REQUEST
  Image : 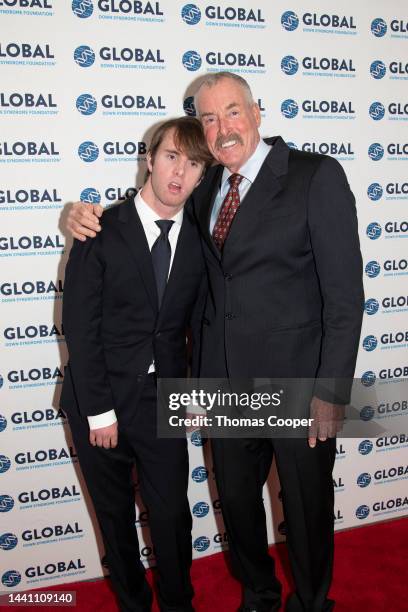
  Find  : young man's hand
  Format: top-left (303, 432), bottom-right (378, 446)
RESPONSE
top-left (67, 202), bottom-right (104, 241)
top-left (89, 422), bottom-right (118, 449)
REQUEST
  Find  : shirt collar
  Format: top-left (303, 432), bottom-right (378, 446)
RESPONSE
top-left (135, 189), bottom-right (184, 227)
top-left (220, 138), bottom-right (272, 192)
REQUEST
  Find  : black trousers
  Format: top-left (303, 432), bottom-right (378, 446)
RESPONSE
top-left (65, 374), bottom-right (194, 612)
top-left (211, 437), bottom-right (336, 612)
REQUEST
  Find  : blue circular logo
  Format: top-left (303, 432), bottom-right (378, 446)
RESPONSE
top-left (78, 141), bottom-right (99, 163)
top-left (281, 11), bottom-right (299, 31)
top-left (0, 495), bottom-right (14, 513)
top-left (192, 501), bottom-right (210, 518)
top-left (371, 18), bottom-right (387, 37)
top-left (370, 60), bottom-right (386, 80)
top-left (281, 99), bottom-right (298, 119)
top-left (356, 504), bottom-right (370, 520)
top-left (367, 183), bottom-right (383, 201)
top-left (281, 55), bottom-right (299, 75)
top-left (190, 430), bottom-right (207, 446)
top-left (357, 472), bottom-right (372, 488)
top-left (72, 0), bottom-right (93, 18)
top-left (0, 374), bottom-right (3, 389)
top-left (366, 222), bottom-right (382, 240)
top-left (183, 96), bottom-right (196, 117)
top-left (365, 261), bottom-right (381, 278)
top-left (368, 143), bottom-right (384, 161)
top-left (286, 141), bottom-right (298, 149)
top-left (363, 335), bottom-right (378, 352)
top-left (182, 50), bottom-right (202, 72)
top-left (360, 405), bottom-right (375, 421)
top-left (0, 533), bottom-right (18, 551)
top-left (191, 466), bottom-right (208, 483)
top-left (0, 455), bottom-right (11, 474)
top-left (193, 536), bottom-right (210, 552)
top-left (358, 439), bottom-right (373, 455)
top-left (369, 101), bottom-right (385, 121)
top-left (0, 414), bottom-right (6, 432)
top-left (2, 570), bottom-right (21, 588)
top-left (181, 4), bottom-right (201, 25)
top-left (80, 188), bottom-right (101, 204)
top-left (76, 93), bottom-right (97, 116)
top-left (365, 298), bottom-right (379, 315)
top-left (361, 371), bottom-right (376, 387)
top-left (74, 45), bottom-right (95, 68)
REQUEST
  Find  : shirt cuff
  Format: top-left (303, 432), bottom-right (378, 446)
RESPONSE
top-left (87, 410), bottom-right (117, 430)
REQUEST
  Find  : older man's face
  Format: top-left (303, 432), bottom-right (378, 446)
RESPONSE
top-left (196, 78), bottom-right (261, 173)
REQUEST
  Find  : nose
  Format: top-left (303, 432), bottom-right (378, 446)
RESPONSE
top-left (218, 116), bottom-right (229, 136)
top-left (174, 160), bottom-right (185, 176)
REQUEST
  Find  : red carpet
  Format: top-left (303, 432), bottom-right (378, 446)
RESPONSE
top-left (8, 518), bottom-right (407, 611)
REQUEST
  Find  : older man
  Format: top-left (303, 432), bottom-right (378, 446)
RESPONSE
top-left (68, 72), bottom-right (364, 612)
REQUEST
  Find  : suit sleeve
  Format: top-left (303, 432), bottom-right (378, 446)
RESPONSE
top-left (189, 269), bottom-right (208, 378)
top-left (307, 156), bottom-right (364, 402)
top-left (62, 235), bottom-right (116, 417)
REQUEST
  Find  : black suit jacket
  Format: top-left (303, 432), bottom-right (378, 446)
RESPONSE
top-left (192, 136), bottom-right (364, 399)
top-left (60, 196), bottom-right (207, 419)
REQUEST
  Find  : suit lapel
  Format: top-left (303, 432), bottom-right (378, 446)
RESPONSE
top-left (197, 165), bottom-right (223, 261)
top-left (116, 198), bottom-right (158, 313)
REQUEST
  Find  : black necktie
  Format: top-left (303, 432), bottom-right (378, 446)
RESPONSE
top-left (151, 220), bottom-right (174, 307)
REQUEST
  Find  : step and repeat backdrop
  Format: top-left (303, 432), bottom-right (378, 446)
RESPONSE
top-left (1, 0), bottom-right (407, 594)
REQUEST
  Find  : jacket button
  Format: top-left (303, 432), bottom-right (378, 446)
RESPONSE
top-left (225, 313), bottom-right (233, 320)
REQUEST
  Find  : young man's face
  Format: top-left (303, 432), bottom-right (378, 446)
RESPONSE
top-left (196, 78), bottom-right (261, 173)
top-left (146, 128), bottom-right (204, 213)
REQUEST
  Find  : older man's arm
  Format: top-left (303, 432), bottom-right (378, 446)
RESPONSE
top-left (67, 202), bottom-right (104, 241)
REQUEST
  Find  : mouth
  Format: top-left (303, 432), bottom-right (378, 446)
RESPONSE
top-left (168, 181), bottom-right (182, 194)
top-left (220, 139), bottom-right (238, 149)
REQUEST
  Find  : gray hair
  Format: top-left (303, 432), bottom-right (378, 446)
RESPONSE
top-left (194, 71), bottom-right (254, 115)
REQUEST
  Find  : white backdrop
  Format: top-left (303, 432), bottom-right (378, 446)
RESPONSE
top-left (1, 0), bottom-right (407, 593)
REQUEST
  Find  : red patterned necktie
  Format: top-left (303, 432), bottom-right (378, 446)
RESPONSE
top-left (212, 173), bottom-right (244, 250)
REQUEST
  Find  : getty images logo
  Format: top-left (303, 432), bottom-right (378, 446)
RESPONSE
top-left (281, 11), bottom-right (299, 31)
top-left (181, 4), bottom-right (201, 25)
top-left (72, 0), bottom-right (93, 18)
top-left (74, 45), bottom-right (95, 68)
top-left (281, 99), bottom-right (298, 119)
top-left (182, 50), bottom-right (202, 72)
top-left (78, 141), bottom-right (99, 162)
top-left (76, 94), bottom-right (97, 116)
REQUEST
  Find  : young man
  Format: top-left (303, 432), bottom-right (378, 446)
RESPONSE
top-left (67, 72), bottom-right (364, 612)
top-left (61, 117), bottom-right (211, 612)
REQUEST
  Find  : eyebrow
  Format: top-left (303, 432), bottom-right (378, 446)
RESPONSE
top-left (200, 102), bottom-right (240, 117)
top-left (164, 148), bottom-right (179, 155)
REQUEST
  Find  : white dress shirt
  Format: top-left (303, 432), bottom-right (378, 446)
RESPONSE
top-left (209, 138), bottom-right (272, 233)
top-left (88, 190), bottom-right (183, 430)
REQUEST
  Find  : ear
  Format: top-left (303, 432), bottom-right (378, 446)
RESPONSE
top-left (252, 102), bottom-right (261, 128)
top-left (146, 151), bottom-right (153, 174)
